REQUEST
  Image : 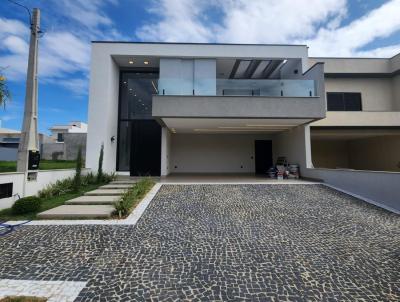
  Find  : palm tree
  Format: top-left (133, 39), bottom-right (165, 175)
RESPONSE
top-left (0, 70), bottom-right (11, 108)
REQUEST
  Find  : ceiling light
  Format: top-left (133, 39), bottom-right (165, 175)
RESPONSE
top-left (193, 129), bottom-right (285, 132)
top-left (128, 58), bottom-right (134, 64)
top-left (144, 60), bottom-right (149, 65)
top-left (218, 126), bottom-right (288, 130)
top-left (245, 124), bottom-right (294, 127)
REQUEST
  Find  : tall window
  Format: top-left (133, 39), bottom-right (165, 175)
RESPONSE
top-left (117, 71), bottom-right (159, 171)
top-left (57, 133), bottom-right (64, 142)
top-left (327, 92), bottom-right (362, 111)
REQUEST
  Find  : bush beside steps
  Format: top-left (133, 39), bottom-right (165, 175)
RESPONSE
top-left (12, 197), bottom-right (42, 214)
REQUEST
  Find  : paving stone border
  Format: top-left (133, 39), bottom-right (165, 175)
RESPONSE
top-left (0, 279), bottom-right (87, 302)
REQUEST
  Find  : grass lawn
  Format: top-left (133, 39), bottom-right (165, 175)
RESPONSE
top-left (0, 183), bottom-right (100, 221)
top-left (0, 297), bottom-right (47, 302)
top-left (0, 160), bottom-right (77, 173)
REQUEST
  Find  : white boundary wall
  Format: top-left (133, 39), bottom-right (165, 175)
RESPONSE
top-left (0, 169), bottom-right (90, 210)
top-left (273, 124), bottom-right (400, 213)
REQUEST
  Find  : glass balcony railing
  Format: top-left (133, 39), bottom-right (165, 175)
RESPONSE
top-left (157, 78), bottom-right (317, 97)
top-left (217, 79), bottom-right (316, 97)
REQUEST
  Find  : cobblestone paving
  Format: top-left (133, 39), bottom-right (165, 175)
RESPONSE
top-left (0, 184), bottom-right (399, 301)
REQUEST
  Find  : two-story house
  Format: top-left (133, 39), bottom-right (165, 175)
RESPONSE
top-left (86, 42), bottom-right (400, 212)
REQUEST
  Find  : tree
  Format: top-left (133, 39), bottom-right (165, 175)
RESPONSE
top-left (97, 143), bottom-right (104, 183)
top-left (73, 146), bottom-right (83, 191)
top-left (0, 71), bottom-right (11, 108)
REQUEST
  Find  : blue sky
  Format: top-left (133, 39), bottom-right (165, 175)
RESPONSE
top-left (1, 0), bottom-right (400, 134)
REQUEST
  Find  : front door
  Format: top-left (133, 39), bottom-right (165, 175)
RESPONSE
top-left (130, 120), bottom-right (161, 176)
top-left (254, 140), bottom-right (273, 174)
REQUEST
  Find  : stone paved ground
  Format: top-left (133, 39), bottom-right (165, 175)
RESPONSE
top-left (0, 184), bottom-right (399, 301)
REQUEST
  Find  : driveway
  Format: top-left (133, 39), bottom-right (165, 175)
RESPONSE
top-left (0, 184), bottom-right (399, 301)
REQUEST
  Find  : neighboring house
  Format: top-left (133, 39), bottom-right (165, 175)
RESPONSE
top-left (42, 121), bottom-right (87, 160)
top-left (86, 42), bottom-right (399, 178)
top-left (0, 128), bottom-right (51, 161)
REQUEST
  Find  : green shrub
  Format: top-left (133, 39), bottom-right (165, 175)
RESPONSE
top-left (114, 178), bottom-right (155, 218)
top-left (73, 146), bottom-right (83, 191)
top-left (12, 196), bottom-right (42, 214)
top-left (97, 144), bottom-right (104, 183)
top-left (38, 177), bottom-right (75, 198)
top-left (38, 172), bottom-right (116, 199)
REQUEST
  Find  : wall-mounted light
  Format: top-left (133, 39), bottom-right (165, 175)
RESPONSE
top-left (111, 136), bottom-right (116, 143)
top-left (128, 58), bottom-right (134, 64)
top-left (144, 60), bottom-right (149, 65)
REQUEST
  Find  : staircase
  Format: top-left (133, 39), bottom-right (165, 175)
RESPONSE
top-left (37, 179), bottom-right (136, 219)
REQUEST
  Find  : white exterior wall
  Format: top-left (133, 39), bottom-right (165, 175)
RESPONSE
top-left (86, 46), bottom-right (120, 173)
top-left (161, 127), bottom-right (171, 176)
top-left (304, 168), bottom-right (400, 213)
top-left (170, 134), bottom-right (274, 173)
top-left (273, 125), bottom-right (312, 171)
top-left (0, 169), bottom-right (90, 210)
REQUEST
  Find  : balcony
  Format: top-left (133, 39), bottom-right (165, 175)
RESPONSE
top-left (152, 62), bottom-right (325, 120)
top-left (158, 79), bottom-right (317, 97)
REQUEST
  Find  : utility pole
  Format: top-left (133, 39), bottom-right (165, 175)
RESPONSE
top-left (17, 8), bottom-right (41, 175)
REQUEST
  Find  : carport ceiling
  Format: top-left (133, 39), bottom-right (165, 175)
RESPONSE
top-left (162, 118), bottom-right (311, 134)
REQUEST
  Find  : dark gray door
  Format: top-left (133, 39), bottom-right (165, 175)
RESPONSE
top-left (130, 120), bottom-right (161, 176)
top-left (254, 140), bottom-right (273, 174)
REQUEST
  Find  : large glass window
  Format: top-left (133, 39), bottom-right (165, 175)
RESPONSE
top-left (117, 121), bottom-right (131, 171)
top-left (327, 92), bottom-right (362, 111)
top-left (119, 72), bottom-right (158, 119)
top-left (117, 71), bottom-right (159, 171)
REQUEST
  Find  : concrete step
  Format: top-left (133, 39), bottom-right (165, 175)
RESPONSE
top-left (100, 184), bottom-right (133, 189)
top-left (84, 189), bottom-right (126, 196)
top-left (37, 205), bottom-right (114, 219)
top-left (110, 180), bottom-right (137, 185)
top-left (65, 195), bottom-right (120, 205)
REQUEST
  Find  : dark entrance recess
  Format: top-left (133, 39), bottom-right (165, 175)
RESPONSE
top-left (130, 120), bottom-right (161, 176)
top-left (254, 140), bottom-right (273, 174)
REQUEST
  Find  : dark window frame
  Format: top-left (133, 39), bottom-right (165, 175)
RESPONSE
top-left (116, 69), bottom-right (160, 172)
top-left (327, 92), bottom-right (362, 111)
top-left (57, 133), bottom-right (64, 142)
top-left (0, 183), bottom-right (13, 199)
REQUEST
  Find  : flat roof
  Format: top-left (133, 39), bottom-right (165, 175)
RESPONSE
top-left (91, 41), bottom-right (308, 47)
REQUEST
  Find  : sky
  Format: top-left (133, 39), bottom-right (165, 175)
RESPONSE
top-left (0, 0), bottom-right (400, 134)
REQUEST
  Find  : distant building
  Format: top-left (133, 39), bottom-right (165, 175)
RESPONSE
top-left (42, 121), bottom-right (87, 160)
top-left (0, 128), bottom-right (52, 161)
top-left (49, 121), bottom-right (88, 143)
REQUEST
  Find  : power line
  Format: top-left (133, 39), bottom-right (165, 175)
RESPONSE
top-left (7, 0), bottom-right (32, 26)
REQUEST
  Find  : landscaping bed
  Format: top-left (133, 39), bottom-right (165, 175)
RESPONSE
top-left (113, 178), bottom-right (155, 218)
top-left (0, 184), bottom-right (101, 221)
top-left (0, 173), bottom-right (114, 221)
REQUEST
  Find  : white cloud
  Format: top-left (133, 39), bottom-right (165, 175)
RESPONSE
top-left (56, 78), bottom-right (88, 96)
top-left (136, 0), bottom-right (215, 42)
top-left (216, 0), bottom-right (347, 43)
top-left (136, 0), bottom-right (400, 57)
top-left (0, 18), bottom-right (29, 38)
top-left (3, 36), bottom-right (29, 55)
top-left (0, 0), bottom-right (124, 94)
top-left (305, 0), bottom-right (400, 56)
